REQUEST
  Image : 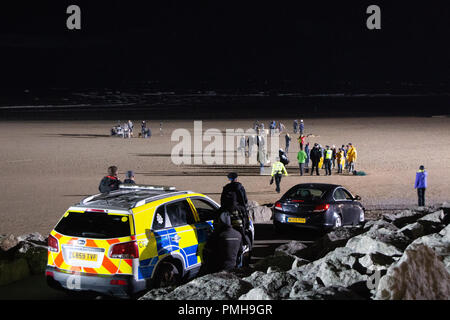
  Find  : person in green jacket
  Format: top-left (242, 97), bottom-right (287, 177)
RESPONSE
top-left (297, 149), bottom-right (307, 176)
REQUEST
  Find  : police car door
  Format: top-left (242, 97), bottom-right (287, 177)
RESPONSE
top-left (188, 198), bottom-right (218, 261)
top-left (165, 200), bottom-right (199, 269)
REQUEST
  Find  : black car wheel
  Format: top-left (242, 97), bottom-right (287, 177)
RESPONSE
top-left (153, 261), bottom-right (180, 288)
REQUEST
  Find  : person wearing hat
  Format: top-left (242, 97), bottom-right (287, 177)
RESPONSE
top-left (220, 172), bottom-right (248, 211)
top-left (98, 166), bottom-right (122, 193)
top-left (414, 165), bottom-right (428, 207)
top-left (123, 170), bottom-right (136, 184)
top-left (220, 173), bottom-right (250, 247)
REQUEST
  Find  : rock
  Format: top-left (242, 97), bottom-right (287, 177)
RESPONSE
top-left (382, 210), bottom-right (428, 228)
top-left (290, 285), bottom-right (363, 300)
top-left (374, 244), bottom-right (450, 300)
top-left (313, 226), bottom-right (364, 259)
top-left (254, 253), bottom-right (300, 272)
top-left (398, 222), bottom-right (425, 240)
top-left (365, 226), bottom-right (412, 251)
top-left (358, 253), bottom-right (397, 273)
top-left (242, 271), bottom-right (297, 299)
top-left (417, 210), bottom-right (445, 235)
top-left (346, 235), bottom-right (403, 257)
top-left (288, 280), bottom-right (315, 299)
top-left (138, 287), bottom-right (176, 300)
top-left (140, 271), bottom-right (252, 300)
top-left (274, 241), bottom-right (308, 258)
top-left (247, 201), bottom-right (272, 223)
top-left (0, 234), bottom-right (18, 253)
top-left (291, 247), bottom-right (368, 288)
top-left (239, 287), bottom-right (272, 300)
top-left (407, 224), bottom-right (450, 272)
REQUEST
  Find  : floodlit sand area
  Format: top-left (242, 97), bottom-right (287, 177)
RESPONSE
top-left (1, 117), bottom-right (449, 236)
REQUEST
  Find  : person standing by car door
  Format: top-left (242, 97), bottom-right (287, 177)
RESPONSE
top-left (414, 165), bottom-right (428, 207)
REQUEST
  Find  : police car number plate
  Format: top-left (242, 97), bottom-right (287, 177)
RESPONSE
top-left (70, 252), bottom-right (98, 261)
top-left (287, 217), bottom-right (306, 223)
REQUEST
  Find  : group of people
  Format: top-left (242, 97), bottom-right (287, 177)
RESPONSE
top-left (302, 142), bottom-right (358, 176)
top-left (110, 120), bottom-right (164, 139)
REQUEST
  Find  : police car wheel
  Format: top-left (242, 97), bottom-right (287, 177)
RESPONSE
top-left (154, 262), bottom-right (180, 288)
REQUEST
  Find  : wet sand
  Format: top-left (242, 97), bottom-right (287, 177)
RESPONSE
top-left (1, 116), bottom-right (449, 236)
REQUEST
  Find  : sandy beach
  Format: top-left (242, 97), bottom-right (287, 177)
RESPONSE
top-left (1, 116), bottom-right (449, 236)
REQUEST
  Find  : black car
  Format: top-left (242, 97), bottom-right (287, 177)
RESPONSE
top-left (273, 183), bottom-right (365, 232)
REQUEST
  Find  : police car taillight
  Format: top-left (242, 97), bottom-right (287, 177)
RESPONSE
top-left (48, 235), bottom-right (59, 252)
top-left (109, 241), bottom-right (139, 259)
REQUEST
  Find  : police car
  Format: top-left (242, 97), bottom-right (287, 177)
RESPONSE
top-left (46, 185), bottom-right (254, 298)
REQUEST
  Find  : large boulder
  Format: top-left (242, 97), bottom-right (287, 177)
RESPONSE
top-left (382, 209), bottom-right (429, 228)
top-left (247, 201), bottom-right (272, 223)
top-left (139, 271), bottom-right (253, 300)
top-left (291, 247), bottom-right (368, 289)
top-left (374, 244), bottom-right (450, 300)
top-left (242, 270), bottom-right (297, 299)
top-left (254, 253), bottom-right (307, 272)
top-left (290, 285), bottom-right (364, 300)
top-left (345, 235), bottom-right (403, 257)
top-left (398, 222), bottom-right (425, 240)
top-left (417, 210), bottom-right (446, 235)
top-left (364, 220), bottom-right (411, 251)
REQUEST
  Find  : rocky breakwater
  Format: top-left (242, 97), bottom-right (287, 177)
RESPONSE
top-left (140, 203), bottom-right (450, 300)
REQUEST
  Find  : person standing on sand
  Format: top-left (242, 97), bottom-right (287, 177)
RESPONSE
top-left (414, 165), bottom-right (428, 207)
top-left (347, 143), bottom-right (357, 173)
top-left (310, 143), bottom-right (321, 176)
top-left (297, 148), bottom-right (307, 176)
top-left (270, 157), bottom-right (288, 193)
top-left (299, 119), bottom-right (304, 135)
top-left (285, 133), bottom-right (291, 153)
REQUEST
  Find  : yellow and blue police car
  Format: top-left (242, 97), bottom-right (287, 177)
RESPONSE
top-left (46, 184), bottom-right (254, 298)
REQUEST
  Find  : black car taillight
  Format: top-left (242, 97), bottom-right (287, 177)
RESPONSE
top-left (313, 204), bottom-right (330, 213)
top-left (274, 201), bottom-right (282, 210)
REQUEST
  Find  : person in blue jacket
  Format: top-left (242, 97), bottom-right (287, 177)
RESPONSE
top-left (414, 165), bottom-right (428, 207)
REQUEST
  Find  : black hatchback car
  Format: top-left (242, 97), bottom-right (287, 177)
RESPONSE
top-left (273, 183), bottom-right (365, 232)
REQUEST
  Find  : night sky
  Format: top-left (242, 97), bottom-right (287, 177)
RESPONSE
top-left (0, 1), bottom-right (449, 117)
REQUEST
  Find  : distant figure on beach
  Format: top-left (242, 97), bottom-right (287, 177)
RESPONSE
top-left (347, 143), bottom-right (357, 173)
top-left (123, 170), bottom-right (136, 185)
top-left (414, 165), bottom-right (428, 207)
top-left (297, 148), bottom-right (307, 176)
top-left (159, 121), bottom-right (163, 136)
top-left (257, 134), bottom-right (266, 174)
top-left (293, 119), bottom-right (298, 134)
top-left (98, 166), bottom-right (122, 193)
top-left (310, 143), bottom-right (321, 176)
top-left (285, 133), bottom-right (291, 153)
top-left (127, 120), bottom-right (134, 138)
top-left (324, 145), bottom-right (332, 176)
top-left (299, 119), bottom-right (304, 135)
top-left (298, 134), bottom-right (306, 150)
top-left (336, 148), bottom-right (345, 174)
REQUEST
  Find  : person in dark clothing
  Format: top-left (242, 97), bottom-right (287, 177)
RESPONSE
top-left (123, 170), bottom-right (136, 184)
top-left (220, 172), bottom-right (248, 210)
top-left (278, 149), bottom-right (289, 166)
top-left (201, 211), bottom-right (243, 274)
top-left (310, 144), bottom-right (321, 176)
top-left (98, 166), bottom-right (122, 193)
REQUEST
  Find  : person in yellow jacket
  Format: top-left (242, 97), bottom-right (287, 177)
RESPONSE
top-left (270, 157), bottom-right (288, 193)
top-left (336, 148), bottom-right (345, 174)
top-left (346, 143), bottom-right (358, 173)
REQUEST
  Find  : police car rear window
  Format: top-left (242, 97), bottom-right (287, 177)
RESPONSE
top-left (54, 211), bottom-right (132, 239)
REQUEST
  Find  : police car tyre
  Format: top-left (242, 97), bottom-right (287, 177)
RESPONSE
top-left (153, 261), bottom-right (180, 288)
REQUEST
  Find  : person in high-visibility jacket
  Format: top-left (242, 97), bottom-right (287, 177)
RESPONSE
top-left (336, 148), bottom-right (345, 174)
top-left (346, 143), bottom-right (358, 173)
top-left (270, 157), bottom-right (288, 193)
top-left (324, 145), bottom-right (333, 176)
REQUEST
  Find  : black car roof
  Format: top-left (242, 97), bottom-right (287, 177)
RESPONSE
top-left (292, 183), bottom-right (342, 190)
